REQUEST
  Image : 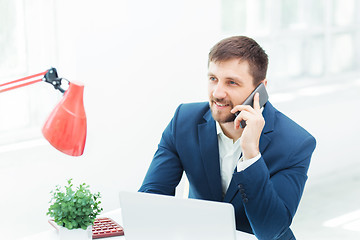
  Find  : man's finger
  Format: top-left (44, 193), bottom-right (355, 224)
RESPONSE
top-left (231, 105), bottom-right (254, 114)
top-left (253, 92), bottom-right (260, 111)
top-left (234, 110), bottom-right (252, 130)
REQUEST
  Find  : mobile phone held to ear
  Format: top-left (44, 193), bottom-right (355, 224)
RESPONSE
top-left (234, 82), bottom-right (269, 128)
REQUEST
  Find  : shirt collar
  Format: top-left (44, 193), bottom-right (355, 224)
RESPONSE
top-left (216, 121), bottom-right (223, 136)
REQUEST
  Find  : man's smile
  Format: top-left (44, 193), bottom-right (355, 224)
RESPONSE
top-left (213, 100), bottom-right (232, 110)
top-left (215, 102), bottom-right (229, 109)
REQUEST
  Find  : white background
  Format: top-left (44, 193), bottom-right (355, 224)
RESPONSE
top-left (0, 0), bottom-right (359, 239)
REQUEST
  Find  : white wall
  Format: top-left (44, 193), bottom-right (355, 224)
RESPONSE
top-left (0, 0), bottom-right (224, 238)
top-left (5, 1), bottom-right (359, 239)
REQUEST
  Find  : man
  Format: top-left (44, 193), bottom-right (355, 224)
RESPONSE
top-left (139, 36), bottom-right (316, 240)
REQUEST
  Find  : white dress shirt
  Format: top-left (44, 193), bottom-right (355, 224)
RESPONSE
top-left (216, 121), bottom-right (261, 195)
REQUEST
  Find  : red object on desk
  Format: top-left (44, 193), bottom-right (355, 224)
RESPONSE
top-left (92, 217), bottom-right (124, 239)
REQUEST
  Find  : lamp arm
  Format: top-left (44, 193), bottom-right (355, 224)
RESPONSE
top-left (0, 71), bottom-right (47, 93)
top-left (0, 67), bottom-right (68, 94)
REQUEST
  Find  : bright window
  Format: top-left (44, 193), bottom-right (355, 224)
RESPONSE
top-left (0, 0), bottom-right (58, 146)
top-left (221, 0), bottom-right (360, 86)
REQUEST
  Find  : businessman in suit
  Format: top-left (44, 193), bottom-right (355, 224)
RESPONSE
top-left (139, 36), bottom-right (316, 240)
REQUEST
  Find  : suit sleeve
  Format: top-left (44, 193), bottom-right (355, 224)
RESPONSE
top-left (138, 105), bottom-right (184, 196)
top-left (232, 135), bottom-right (316, 240)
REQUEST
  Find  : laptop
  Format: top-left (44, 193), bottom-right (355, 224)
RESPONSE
top-left (119, 191), bottom-right (237, 240)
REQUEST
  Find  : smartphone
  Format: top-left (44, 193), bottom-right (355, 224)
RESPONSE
top-left (234, 82), bottom-right (269, 128)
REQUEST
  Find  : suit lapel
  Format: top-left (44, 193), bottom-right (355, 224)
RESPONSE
top-left (198, 110), bottom-right (223, 201)
top-left (224, 102), bottom-right (275, 203)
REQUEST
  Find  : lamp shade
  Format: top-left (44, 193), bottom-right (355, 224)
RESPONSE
top-left (42, 81), bottom-right (87, 156)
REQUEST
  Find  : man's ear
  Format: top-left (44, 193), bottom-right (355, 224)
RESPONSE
top-left (262, 79), bottom-right (268, 87)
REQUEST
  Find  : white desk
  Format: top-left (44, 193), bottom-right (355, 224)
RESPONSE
top-left (21, 208), bottom-right (257, 240)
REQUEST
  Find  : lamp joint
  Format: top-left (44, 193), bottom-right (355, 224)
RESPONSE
top-left (43, 67), bottom-right (68, 94)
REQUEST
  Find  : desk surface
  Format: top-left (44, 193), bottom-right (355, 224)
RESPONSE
top-left (21, 208), bottom-right (257, 240)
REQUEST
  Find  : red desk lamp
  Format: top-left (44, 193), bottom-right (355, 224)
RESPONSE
top-left (0, 68), bottom-right (86, 156)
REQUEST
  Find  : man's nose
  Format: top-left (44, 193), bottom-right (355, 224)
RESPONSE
top-left (213, 82), bottom-right (227, 99)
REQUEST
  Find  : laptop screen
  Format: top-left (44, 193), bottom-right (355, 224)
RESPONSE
top-left (119, 191), bottom-right (237, 240)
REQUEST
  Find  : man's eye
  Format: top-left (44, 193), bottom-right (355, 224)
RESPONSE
top-left (229, 81), bottom-right (237, 85)
top-left (209, 77), bottom-right (216, 81)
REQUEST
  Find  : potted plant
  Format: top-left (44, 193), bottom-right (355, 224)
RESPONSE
top-left (47, 179), bottom-right (103, 240)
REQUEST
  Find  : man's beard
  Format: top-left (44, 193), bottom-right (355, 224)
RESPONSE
top-left (209, 97), bottom-right (236, 123)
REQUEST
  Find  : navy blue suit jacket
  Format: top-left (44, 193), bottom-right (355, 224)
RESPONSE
top-left (139, 101), bottom-right (316, 240)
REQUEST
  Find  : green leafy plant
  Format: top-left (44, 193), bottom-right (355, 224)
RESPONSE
top-left (47, 179), bottom-right (103, 230)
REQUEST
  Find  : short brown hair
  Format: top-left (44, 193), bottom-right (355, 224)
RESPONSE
top-left (208, 36), bottom-right (268, 85)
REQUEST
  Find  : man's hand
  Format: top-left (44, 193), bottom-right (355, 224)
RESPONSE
top-left (231, 93), bottom-right (265, 160)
